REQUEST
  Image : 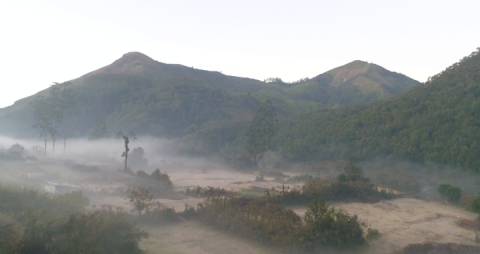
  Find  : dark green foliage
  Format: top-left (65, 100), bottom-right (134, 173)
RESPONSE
top-left (0, 52), bottom-right (269, 138)
top-left (196, 197), bottom-right (303, 246)
top-left (246, 100), bottom-right (278, 166)
top-left (0, 214), bottom-right (23, 254)
top-left (191, 197), bottom-right (366, 250)
top-left (185, 186), bottom-right (234, 198)
top-left (17, 210), bottom-right (145, 254)
top-left (438, 184), bottom-right (462, 203)
top-left (0, 187), bottom-right (87, 219)
top-left (471, 197), bottom-right (480, 214)
top-left (301, 202), bottom-right (365, 249)
top-left (286, 60), bottom-right (419, 107)
top-left (0, 186), bottom-right (145, 254)
top-left (279, 49), bottom-right (480, 171)
top-left (366, 228), bottom-right (381, 241)
top-left (150, 169), bottom-right (173, 188)
top-left (274, 164), bottom-right (393, 205)
top-left (47, 211), bottom-right (145, 254)
top-left (126, 187), bottom-right (154, 216)
top-left (337, 161), bottom-right (366, 182)
top-left (0, 53), bottom-right (417, 157)
top-left (136, 169), bottom-right (173, 188)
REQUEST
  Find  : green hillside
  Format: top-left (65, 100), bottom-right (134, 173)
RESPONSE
top-left (285, 60), bottom-right (420, 107)
top-left (280, 48), bottom-right (480, 170)
top-left (0, 53), bottom-right (278, 138)
top-left (0, 52), bottom-right (417, 139)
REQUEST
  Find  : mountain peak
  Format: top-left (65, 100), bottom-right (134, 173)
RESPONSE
top-left (322, 60), bottom-right (378, 84)
top-left (346, 60), bottom-right (370, 66)
top-left (302, 60), bottom-right (419, 101)
top-left (117, 51), bottom-right (155, 64)
top-left (86, 52), bottom-right (158, 76)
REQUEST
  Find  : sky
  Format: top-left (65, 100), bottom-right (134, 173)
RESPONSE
top-left (0, 0), bottom-right (479, 107)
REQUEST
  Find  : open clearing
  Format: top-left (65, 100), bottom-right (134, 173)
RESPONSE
top-left (294, 198), bottom-right (480, 253)
top-left (142, 221), bottom-right (275, 254)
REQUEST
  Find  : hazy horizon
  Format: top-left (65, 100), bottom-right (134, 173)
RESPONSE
top-left (1, 0), bottom-right (479, 107)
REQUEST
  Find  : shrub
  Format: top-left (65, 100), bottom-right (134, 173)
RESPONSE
top-left (301, 201), bottom-right (365, 249)
top-left (0, 213), bottom-right (23, 254)
top-left (126, 187), bottom-right (154, 216)
top-left (471, 196), bottom-right (480, 214)
top-left (48, 210), bottom-right (146, 254)
top-left (438, 184), bottom-right (462, 203)
top-left (274, 163), bottom-right (393, 205)
top-left (150, 169), bottom-right (173, 188)
top-left (366, 228), bottom-right (381, 241)
top-left (0, 186), bottom-right (146, 254)
top-left (185, 186), bottom-right (234, 199)
top-left (191, 197), bottom-right (366, 250)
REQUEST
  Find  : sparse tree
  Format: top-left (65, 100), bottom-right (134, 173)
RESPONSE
top-left (126, 187), bottom-right (154, 216)
top-left (33, 82), bottom-right (70, 154)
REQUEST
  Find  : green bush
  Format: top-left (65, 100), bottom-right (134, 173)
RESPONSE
top-left (301, 202), bottom-right (365, 249)
top-left (191, 197), bottom-right (366, 250)
top-left (47, 210), bottom-right (146, 254)
top-left (471, 196), bottom-right (480, 214)
top-left (0, 213), bottom-right (23, 254)
top-left (0, 186), bottom-right (146, 254)
top-left (438, 184), bottom-right (462, 203)
top-left (272, 165), bottom-right (394, 206)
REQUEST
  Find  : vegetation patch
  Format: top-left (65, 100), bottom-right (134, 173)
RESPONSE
top-left (0, 186), bottom-right (146, 254)
top-left (271, 163), bottom-right (395, 205)
top-left (190, 197), bottom-right (366, 251)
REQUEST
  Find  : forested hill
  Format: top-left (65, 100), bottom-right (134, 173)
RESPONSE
top-left (0, 52), bottom-right (278, 138)
top-left (280, 48), bottom-right (480, 170)
top-left (284, 60), bottom-right (420, 107)
top-left (0, 52), bottom-right (417, 139)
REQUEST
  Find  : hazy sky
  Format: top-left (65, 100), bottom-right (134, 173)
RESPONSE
top-left (0, 0), bottom-right (479, 107)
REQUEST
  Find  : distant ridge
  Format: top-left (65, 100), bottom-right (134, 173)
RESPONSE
top-left (281, 48), bottom-right (480, 170)
top-left (0, 52), bottom-right (418, 138)
top-left (285, 60), bottom-right (420, 106)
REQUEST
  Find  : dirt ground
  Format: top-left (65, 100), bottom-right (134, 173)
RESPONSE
top-left (142, 221), bottom-right (275, 254)
top-left (294, 198), bottom-right (480, 254)
top-left (3, 156), bottom-right (479, 254)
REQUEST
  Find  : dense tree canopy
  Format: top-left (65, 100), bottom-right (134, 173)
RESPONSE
top-left (278, 49), bottom-right (480, 171)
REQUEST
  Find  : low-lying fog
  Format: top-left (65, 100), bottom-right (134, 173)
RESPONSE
top-left (2, 135), bottom-right (480, 254)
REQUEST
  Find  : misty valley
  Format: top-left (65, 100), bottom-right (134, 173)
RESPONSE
top-left (1, 28), bottom-right (480, 254)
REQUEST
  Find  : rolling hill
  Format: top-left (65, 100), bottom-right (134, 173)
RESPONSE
top-left (285, 60), bottom-right (420, 107)
top-left (0, 52), bottom-right (418, 140)
top-left (280, 48), bottom-right (480, 170)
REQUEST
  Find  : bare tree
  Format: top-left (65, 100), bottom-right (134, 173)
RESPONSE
top-left (121, 135), bottom-right (130, 172)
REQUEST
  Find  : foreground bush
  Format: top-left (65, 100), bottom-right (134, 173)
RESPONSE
top-left (191, 197), bottom-right (366, 250)
top-left (0, 213), bottom-right (23, 254)
top-left (0, 187), bottom-right (146, 254)
top-left (438, 184), bottom-right (462, 203)
top-left (45, 210), bottom-right (146, 254)
top-left (273, 169), bottom-right (393, 206)
top-left (301, 202), bottom-right (365, 249)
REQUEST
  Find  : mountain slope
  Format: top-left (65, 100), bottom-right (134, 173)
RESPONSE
top-left (281, 48), bottom-right (480, 170)
top-left (286, 60), bottom-right (420, 107)
top-left (0, 52), bottom-right (418, 140)
top-left (0, 52), bottom-right (270, 137)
